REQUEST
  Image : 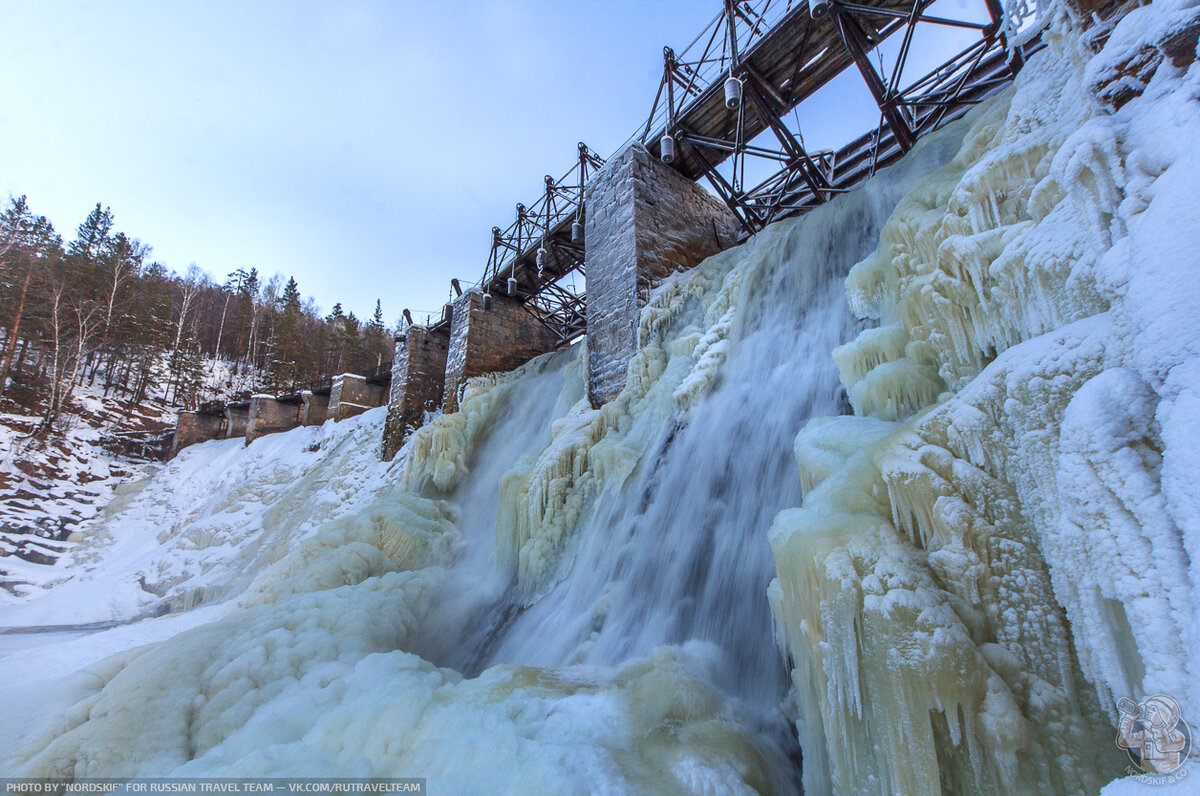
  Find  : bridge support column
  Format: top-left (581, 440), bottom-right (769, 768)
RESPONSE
top-left (382, 325), bottom-right (451, 460)
top-left (328, 373), bottom-right (385, 421)
top-left (224, 402), bottom-right (250, 439)
top-left (245, 395), bottom-right (302, 443)
top-left (442, 291), bottom-right (559, 413)
top-left (301, 390), bottom-right (329, 426)
top-left (583, 143), bottom-right (741, 406)
top-left (171, 410), bottom-right (226, 458)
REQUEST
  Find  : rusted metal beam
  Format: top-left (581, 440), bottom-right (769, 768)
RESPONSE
top-left (678, 130), bottom-right (757, 237)
top-left (741, 72), bottom-right (830, 205)
top-left (835, 7), bottom-right (916, 152)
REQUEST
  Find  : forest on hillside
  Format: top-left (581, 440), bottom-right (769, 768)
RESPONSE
top-left (0, 195), bottom-right (396, 432)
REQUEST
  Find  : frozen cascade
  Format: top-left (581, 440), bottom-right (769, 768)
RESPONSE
top-left (404, 125), bottom-right (967, 711)
top-left (0, 104), bottom-right (966, 787)
top-left (4, 0), bottom-right (1197, 789)
top-left (770, 0), bottom-right (1200, 793)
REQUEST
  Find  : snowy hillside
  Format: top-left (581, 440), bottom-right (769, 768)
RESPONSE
top-left (0, 386), bottom-right (172, 601)
top-left (0, 357), bottom-right (267, 601)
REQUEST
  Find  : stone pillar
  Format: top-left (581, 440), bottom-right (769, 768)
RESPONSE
top-left (301, 390), bottom-right (329, 426)
top-left (245, 395), bottom-right (302, 443)
top-left (382, 326), bottom-right (451, 460)
top-left (328, 373), bottom-right (377, 421)
top-left (583, 143), bottom-right (741, 406)
top-left (224, 402), bottom-right (250, 439)
top-left (366, 382), bottom-right (388, 406)
top-left (170, 410), bottom-right (226, 458)
top-left (442, 290), bottom-right (560, 413)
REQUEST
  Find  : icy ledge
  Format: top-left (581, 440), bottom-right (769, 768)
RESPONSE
top-left (769, 2), bottom-right (1200, 793)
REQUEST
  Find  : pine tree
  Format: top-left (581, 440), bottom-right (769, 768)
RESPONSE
top-left (167, 326), bottom-right (205, 406)
top-left (67, 203), bottom-right (114, 265)
top-left (237, 267), bottom-right (261, 375)
top-left (0, 197), bottom-right (61, 393)
top-left (343, 311), bottom-right (366, 374)
top-left (273, 276), bottom-right (303, 389)
top-left (325, 303), bottom-right (347, 375)
top-left (365, 299), bottom-right (387, 369)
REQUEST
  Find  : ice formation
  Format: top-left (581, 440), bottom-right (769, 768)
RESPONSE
top-left (770, 1), bottom-right (1200, 792)
top-left (1, 110), bottom-right (961, 785)
top-left (1, 404), bottom-right (792, 791)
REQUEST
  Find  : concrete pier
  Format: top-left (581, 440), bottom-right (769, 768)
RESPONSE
top-left (328, 373), bottom-right (386, 422)
top-left (224, 401), bottom-right (250, 439)
top-left (382, 325), bottom-right (451, 460)
top-left (442, 290), bottom-right (559, 413)
top-left (245, 394), bottom-right (303, 443)
top-left (301, 390), bottom-right (329, 426)
top-left (171, 408), bottom-right (226, 458)
top-left (582, 143), bottom-right (740, 406)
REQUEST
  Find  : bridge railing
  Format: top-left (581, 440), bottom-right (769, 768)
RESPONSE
top-left (474, 144), bottom-right (605, 293)
top-left (632, 0), bottom-right (799, 153)
top-left (428, 0), bottom-right (1043, 342)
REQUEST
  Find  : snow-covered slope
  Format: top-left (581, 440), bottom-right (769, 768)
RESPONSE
top-left (0, 356), bottom-right (280, 600)
top-left (0, 384), bottom-right (174, 601)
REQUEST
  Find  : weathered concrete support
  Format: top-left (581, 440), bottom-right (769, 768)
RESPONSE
top-left (224, 402), bottom-right (250, 439)
top-left (583, 143), bottom-right (741, 406)
top-left (301, 390), bottom-right (329, 426)
top-left (245, 394), bottom-right (303, 443)
top-left (442, 290), bottom-right (559, 413)
top-left (328, 373), bottom-right (385, 422)
top-left (382, 326), bottom-right (450, 461)
top-left (170, 409), bottom-right (226, 458)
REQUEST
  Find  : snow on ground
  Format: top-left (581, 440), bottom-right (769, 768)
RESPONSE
top-left (0, 385), bottom-right (173, 602)
top-left (0, 357), bottom-right (277, 604)
top-left (0, 404), bottom-right (395, 629)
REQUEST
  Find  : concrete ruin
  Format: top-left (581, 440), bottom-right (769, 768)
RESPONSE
top-left (245, 394), bottom-right (303, 443)
top-left (382, 325), bottom-right (451, 461)
top-left (442, 290), bottom-right (559, 413)
top-left (328, 373), bottom-right (386, 422)
top-left (582, 143), bottom-right (741, 406)
top-left (170, 408), bottom-right (226, 458)
top-left (224, 401), bottom-right (250, 440)
top-left (301, 390), bottom-right (329, 426)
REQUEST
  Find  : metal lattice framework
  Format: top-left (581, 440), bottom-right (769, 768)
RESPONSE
top-left (426, 144), bottom-right (603, 344)
top-left (641, 0), bottom-right (1035, 233)
top-left (421, 0), bottom-right (1040, 343)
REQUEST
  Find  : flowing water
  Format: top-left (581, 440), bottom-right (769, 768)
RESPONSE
top-left (405, 122), bottom-right (969, 784)
top-left (0, 117), bottom-right (973, 788)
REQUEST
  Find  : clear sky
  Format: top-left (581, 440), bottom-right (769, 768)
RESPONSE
top-left (0, 0), bottom-right (982, 323)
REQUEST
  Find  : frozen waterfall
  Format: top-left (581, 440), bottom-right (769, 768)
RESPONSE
top-left (3, 0), bottom-right (1199, 790)
top-left (0, 116), bottom-right (966, 788)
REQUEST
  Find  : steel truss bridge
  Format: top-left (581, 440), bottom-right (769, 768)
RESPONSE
top-left (414, 0), bottom-right (1039, 344)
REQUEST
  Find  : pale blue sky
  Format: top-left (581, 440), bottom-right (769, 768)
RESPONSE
top-left (0, 0), bottom-right (982, 322)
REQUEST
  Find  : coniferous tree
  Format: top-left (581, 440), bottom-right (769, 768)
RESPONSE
top-left (0, 197), bottom-right (62, 393)
top-left (67, 203), bottom-right (114, 265)
top-left (272, 276), bottom-right (303, 389)
top-left (343, 311), bottom-right (366, 374)
top-left (325, 302), bottom-right (347, 375)
top-left (365, 299), bottom-right (387, 370)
